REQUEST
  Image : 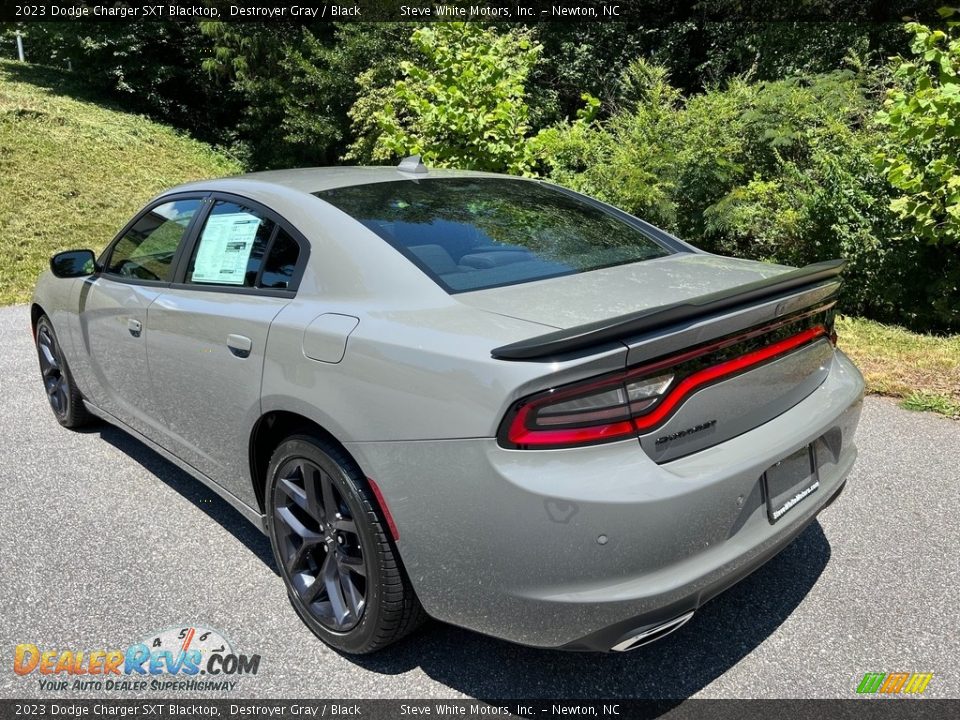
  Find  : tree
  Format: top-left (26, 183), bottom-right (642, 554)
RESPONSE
top-left (200, 22), bottom-right (408, 169)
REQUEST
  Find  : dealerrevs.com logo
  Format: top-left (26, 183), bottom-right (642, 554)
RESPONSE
top-left (13, 626), bottom-right (261, 692)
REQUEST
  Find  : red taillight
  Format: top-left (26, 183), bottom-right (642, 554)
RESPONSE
top-left (499, 325), bottom-right (827, 450)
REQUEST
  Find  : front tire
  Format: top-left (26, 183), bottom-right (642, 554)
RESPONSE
top-left (265, 435), bottom-right (426, 654)
top-left (35, 314), bottom-right (93, 429)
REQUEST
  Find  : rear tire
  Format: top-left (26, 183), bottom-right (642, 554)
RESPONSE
top-left (35, 314), bottom-right (93, 429)
top-left (265, 434), bottom-right (426, 654)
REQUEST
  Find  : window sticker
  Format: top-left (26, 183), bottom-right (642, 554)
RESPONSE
top-left (192, 213), bottom-right (261, 285)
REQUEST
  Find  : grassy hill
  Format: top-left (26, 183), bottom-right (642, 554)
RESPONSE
top-left (0, 60), bottom-right (241, 305)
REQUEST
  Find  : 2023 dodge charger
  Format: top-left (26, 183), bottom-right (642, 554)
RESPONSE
top-left (32, 160), bottom-right (864, 654)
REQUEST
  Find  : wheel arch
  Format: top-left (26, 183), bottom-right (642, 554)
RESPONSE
top-left (249, 409), bottom-right (359, 516)
top-left (30, 303), bottom-right (46, 337)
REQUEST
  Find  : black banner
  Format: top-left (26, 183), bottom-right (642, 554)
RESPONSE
top-left (0, 0), bottom-right (950, 24)
top-left (1, 700), bottom-right (959, 720)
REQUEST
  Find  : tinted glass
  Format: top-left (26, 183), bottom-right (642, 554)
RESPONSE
top-left (107, 199), bottom-right (201, 282)
top-left (315, 178), bottom-right (671, 293)
top-left (259, 229), bottom-right (300, 289)
top-left (187, 201), bottom-right (275, 287)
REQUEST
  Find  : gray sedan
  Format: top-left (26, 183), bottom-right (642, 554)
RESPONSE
top-left (31, 160), bottom-right (864, 654)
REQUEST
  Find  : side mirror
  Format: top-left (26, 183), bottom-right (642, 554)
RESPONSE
top-left (50, 249), bottom-right (97, 278)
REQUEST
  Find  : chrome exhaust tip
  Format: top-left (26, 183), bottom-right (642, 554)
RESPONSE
top-left (610, 610), bottom-right (695, 652)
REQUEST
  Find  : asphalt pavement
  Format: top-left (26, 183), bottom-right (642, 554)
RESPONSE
top-left (1, 303), bottom-right (958, 700)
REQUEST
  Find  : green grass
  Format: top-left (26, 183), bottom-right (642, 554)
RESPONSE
top-left (0, 60), bottom-right (242, 305)
top-left (901, 391), bottom-right (960, 418)
top-left (836, 316), bottom-right (960, 419)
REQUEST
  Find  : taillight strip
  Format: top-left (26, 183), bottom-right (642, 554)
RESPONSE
top-left (504, 324), bottom-right (827, 449)
top-left (507, 415), bottom-right (634, 447)
top-left (631, 324), bottom-right (826, 431)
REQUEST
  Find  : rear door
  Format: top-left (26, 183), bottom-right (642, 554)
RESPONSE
top-left (145, 195), bottom-right (308, 504)
top-left (76, 196), bottom-right (205, 439)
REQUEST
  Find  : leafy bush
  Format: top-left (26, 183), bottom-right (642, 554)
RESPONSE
top-left (346, 23), bottom-right (542, 174)
top-left (535, 59), bottom-right (682, 228)
top-left (877, 11), bottom-right (960, 246)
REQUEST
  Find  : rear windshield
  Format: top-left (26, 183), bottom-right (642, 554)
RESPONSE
top-left (314, 178), bottom-right (672, 293)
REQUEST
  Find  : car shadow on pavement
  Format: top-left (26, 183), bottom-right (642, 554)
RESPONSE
top-left (353, 520), bottom-right (832, 701)
top-left (96, 425), bottom-right (279, 575)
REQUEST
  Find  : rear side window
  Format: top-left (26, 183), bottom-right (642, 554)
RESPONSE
top-left (186, 201), bottom-right (300, 290)
top-left (106, 199), bottom-right (201, 282)
top-left (315, 178), bottom-right (672, 293)
top-left (259, 229), bottom-right (300, 289)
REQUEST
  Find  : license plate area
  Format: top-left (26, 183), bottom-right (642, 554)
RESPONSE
top-left (763, 444), bottom-right (819, 524)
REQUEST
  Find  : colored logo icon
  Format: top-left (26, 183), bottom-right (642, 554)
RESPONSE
top-left (856, 672), bottom-right (933, 694)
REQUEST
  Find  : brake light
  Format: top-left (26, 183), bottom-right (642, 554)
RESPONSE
top-left (499, 325), bottom-right (826, 450)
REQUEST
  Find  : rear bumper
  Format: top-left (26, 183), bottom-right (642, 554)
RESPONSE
top-left (346, 350), bottom-right (864, 650)
top-left (562, 478), bottom-right (847, 651)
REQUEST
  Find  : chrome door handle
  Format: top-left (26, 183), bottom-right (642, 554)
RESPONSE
top-left (227, 334), bottom-right (252, 358)
top-left (127, 318), bottom-right (142, 337)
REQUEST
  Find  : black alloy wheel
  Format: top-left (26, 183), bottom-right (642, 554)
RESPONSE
top-left (35, 315), bottom-right (92, 428)
top-left (273, 455), bottom-right (367, 631)
top-left (265, 435), bottom-right (427, 653)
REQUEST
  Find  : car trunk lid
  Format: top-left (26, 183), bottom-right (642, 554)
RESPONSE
top-left (457, 253), bottom-right (793, 330)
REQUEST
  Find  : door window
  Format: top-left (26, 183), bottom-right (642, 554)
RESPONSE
top-left (186, 201), bottom-right (301, 290)
top-left (187, 201), bottom-right (274, 287)
top-left (106, 199), bottom-right (202, 282)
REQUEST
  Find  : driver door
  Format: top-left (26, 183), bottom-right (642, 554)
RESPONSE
top-left (75, 196), bottom-right (205, 440)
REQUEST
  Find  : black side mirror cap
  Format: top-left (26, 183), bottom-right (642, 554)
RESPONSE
top-left (50, 249), bottom-right (97, 278)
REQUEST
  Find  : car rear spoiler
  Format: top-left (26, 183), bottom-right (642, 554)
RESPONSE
top-left (491, 259), bottom-right (846, 361)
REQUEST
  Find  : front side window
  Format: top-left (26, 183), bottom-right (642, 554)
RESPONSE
top-left (106, 199), bottom-right (201, 282)
top-left (315, 178), bottom-right (672, 293)
top-left (186, 200), bottom-right (301, 290)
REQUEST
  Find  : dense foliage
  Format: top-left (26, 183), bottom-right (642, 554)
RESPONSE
top-left (537, 51), bottom-right (957, 332)
top-left (873, 11), bottom-right (960, 329)
top-left (198, 22), bottom-right (409, 168)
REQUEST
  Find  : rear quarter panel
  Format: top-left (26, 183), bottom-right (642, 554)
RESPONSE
top-left (261, 298), bottom-right (627, 442)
